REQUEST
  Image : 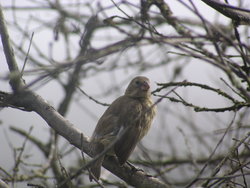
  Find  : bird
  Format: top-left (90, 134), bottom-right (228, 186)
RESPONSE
top-left (89, 76), bottom-right (156, 181)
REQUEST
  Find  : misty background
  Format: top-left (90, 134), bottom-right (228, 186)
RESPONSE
top-left (1, 0), bottom-right (250, 187)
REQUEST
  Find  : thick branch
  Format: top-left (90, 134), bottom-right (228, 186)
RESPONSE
top-left (0, 179), bottom-right (9, 188)
top-left (201, 0), bottom-right (250, 25)
top-left (0, 4), bottom-right (24, 92)
top-left (11, 90), bottom-right (168, 187)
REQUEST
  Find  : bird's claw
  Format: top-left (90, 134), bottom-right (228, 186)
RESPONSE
top-left (126, 161), bottom-right (144, 173)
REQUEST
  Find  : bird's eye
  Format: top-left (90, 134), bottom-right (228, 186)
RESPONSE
top-left (135, 80), bottom-right (140, 85)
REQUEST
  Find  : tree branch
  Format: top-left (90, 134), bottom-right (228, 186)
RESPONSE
top-left (0, 4), bottom-right (24, 92)
top-left (0, 5), bottom-right (168, 188)
top-left (201, 0), bottom-right (250, 25)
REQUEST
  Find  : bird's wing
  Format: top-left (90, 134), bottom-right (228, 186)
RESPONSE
top-left (114, 97), bottom-right (143, 165)
top-left (91, 95), bottom-right (143, 164)
top-left (91, 96), bottom-right (129, 142)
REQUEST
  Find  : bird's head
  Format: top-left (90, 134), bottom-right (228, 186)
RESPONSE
top-left (125, 76), bottom-right (151, 98)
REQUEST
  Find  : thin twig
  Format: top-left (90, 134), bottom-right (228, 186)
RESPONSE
top-left (201, 131), bottom-right (250, 187)
top-left (153, 81), bottom-right (250, 112)
top-left (13, 126), bottom-right (33, 185)
top-left (21, 32), bottom-right (34, 76)
top-left (77, 86), bottom-right (110, 106)
top-left (186, 112), bottom-right (237, 187)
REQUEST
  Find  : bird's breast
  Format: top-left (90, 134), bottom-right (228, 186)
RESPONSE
top-left (137, 98), bottom-right (156, 140)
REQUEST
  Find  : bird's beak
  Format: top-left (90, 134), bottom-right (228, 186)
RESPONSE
top-left (141, 81), bottom-right (150, 91)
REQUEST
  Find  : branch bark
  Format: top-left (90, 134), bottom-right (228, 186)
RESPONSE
top-left (0, 179), bottom-right (9, 188)
top-left (201, 0), bottom-right (250, 25)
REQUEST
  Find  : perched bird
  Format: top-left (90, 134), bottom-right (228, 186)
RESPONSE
top-left (89, 76), bottom-right (156, 181)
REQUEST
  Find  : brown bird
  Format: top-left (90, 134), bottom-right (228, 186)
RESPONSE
top-left (89, 76), bottom-right (156, 181)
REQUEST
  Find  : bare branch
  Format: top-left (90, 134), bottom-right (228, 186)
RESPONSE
top-left (0, 4), bottom-right (24, 91)
top-left (201, 0), bottom-right (250, 25)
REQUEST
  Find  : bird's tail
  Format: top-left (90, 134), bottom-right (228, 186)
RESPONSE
top-left (89, 141), bottom-right (105, 181)
top-left (89, 155), bottom-right (104, 181)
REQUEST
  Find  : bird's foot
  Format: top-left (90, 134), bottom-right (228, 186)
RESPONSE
top-left (126, 161), bottom-right (144, 173)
